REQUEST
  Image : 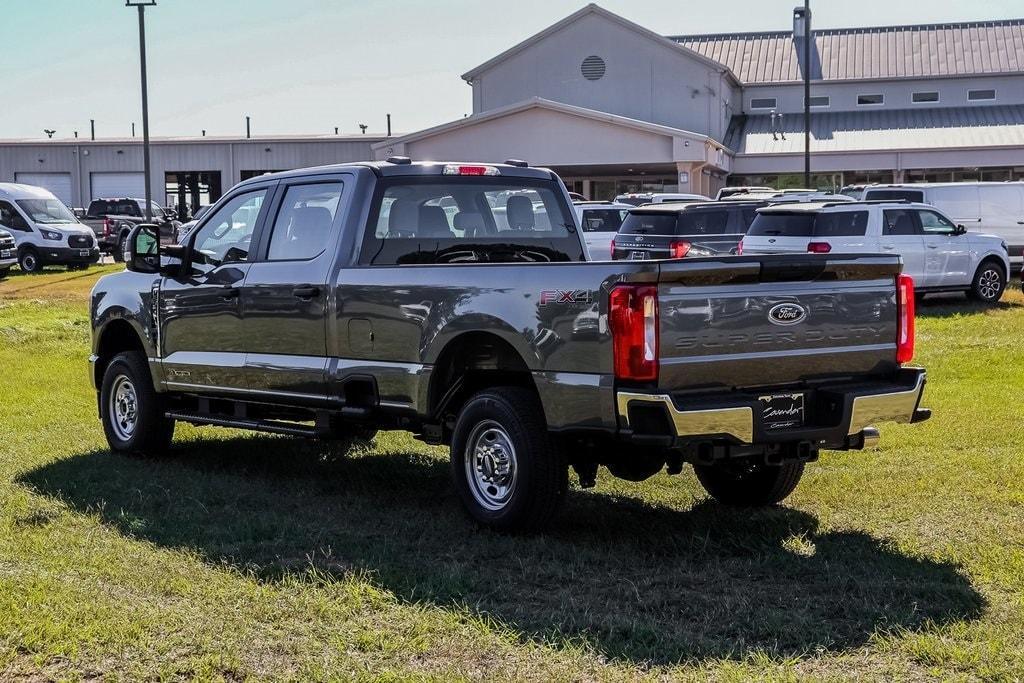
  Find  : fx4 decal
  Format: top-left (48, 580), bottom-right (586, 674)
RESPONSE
top-left (540, 289), bottom-right (593, 306)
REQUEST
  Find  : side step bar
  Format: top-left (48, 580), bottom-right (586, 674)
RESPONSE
top-left (164, 410), bottom-right (319, 438)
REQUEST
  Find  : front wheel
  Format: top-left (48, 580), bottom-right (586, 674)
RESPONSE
top-left (450, 387), bottom-right (567, 533)
top-left (694, 459), bottom-right (804, 507)
top-left (100, 351), bottom-right (175, 455)
top-left (18, 249), bottom-right (42, 274)
top-left (968, 261), bottom-right (1005, 303)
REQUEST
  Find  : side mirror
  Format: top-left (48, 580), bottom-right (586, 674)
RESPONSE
top-left (125, 224), bottom-right (160, 274)
top-left (954, 224), bottom-right (967, 235)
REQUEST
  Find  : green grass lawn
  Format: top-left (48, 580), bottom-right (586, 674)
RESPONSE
top-left (2, 265), bottom-right (1023, 681)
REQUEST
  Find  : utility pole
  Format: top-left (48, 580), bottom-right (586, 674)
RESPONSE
top-left (246, 116), bottom-right (251, 139)
top-left (798, 1), bottom-right (812, 188)
top-left (127, 0), bottom-right (157, 221)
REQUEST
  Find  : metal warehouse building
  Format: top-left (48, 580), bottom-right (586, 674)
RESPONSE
top-left (4, 3), bottom-right (1024, 206)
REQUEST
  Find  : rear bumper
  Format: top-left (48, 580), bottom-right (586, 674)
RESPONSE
top-left (616, 367), bottom-right (929, 450)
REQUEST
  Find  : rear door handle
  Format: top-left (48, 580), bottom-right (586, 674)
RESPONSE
top-left (926, 244), bottom-right (938, 249)
top-left (292, 285), bottom-right (321, 299)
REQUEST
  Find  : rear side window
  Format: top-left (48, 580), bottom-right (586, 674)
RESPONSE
top-left (267, 182), bottom-right (343, 261)
top-left (619, 213), bottom-right (677, 235)
top-left (677, 209), bottom-right (733, 235)
top-left (361, 177), bottom-right (582, 265)
top-left (812, 211), bottom-right (868, 237)
top-left (882, 209), bottom-right (918, 236)
top-left (580, 208), bottom-right (627, 233)
top-left (864, 189), bottom-right (924, 203)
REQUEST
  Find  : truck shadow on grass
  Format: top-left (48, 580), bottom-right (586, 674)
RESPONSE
top-left (19, 436), bottom-right (985, 665)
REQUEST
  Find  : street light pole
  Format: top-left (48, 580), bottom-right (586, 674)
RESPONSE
top-left (801, 1), bottom-right (811, 189)
top-left (127, 1), bottom-right (156, 221)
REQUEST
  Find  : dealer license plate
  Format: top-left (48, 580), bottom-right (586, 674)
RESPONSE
top-left (0, 249), bottom-right (12, 258)
top-left (78, 249), bottom-right (90, 257)
top-left (630, 250), bottom-right (648, 260)
top-left (758, 393), bottom-right (804, 430)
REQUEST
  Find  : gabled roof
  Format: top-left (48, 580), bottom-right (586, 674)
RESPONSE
top-left (672, 18), bottom-right (1024, 84)
top-left (372, 97), bottom-right (727, 151)
top-left (461, 3), bottom-right (739, 84)
top-left (725, 104), bottom-right (1024, 155)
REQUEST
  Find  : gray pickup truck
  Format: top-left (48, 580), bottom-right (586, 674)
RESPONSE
top-left (82, 198), bottom-right (180, 261)
top-left (89, 160), bottom-right (929, 532)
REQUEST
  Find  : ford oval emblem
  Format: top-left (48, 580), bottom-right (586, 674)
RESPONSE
top-left (768, 302), bottom-right (807, 326)
top-left (635, 235), bottom-right (644, 243)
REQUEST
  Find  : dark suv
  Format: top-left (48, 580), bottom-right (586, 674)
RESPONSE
top-left (611, 201), bottom-right (765, 260)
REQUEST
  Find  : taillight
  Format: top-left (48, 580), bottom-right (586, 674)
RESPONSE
top-left (610, 239), bottom-right (616, 259)
top-left (896, 273), bottom-right (915, 364)
top-left (669, 240), bottom-right (691, 259)
top-left (807, 241), bottom-right (832, 253)
top-left (736, 239), bottom-right (744, 255)
top-left (102, 217), bottom-right (113, 236)
top-left (609, 285), bottom-right (659, 382)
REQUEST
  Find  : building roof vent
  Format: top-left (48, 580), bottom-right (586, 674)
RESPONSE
top-left (581, 55), bottom-right (606, 81)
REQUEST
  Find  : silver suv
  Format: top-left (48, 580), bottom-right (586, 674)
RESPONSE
top-left (742, 200), bottom-right (1011, 302)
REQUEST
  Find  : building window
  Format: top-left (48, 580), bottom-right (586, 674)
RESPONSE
top-left (968, 89), bottom-right (996, 101)
top-left (580, 55), bottom-right (606, 81)
top-left (805, 95), bottom-right (830, 108)
top-left (750, 97), bottom-right (777, 110)
top-left (912, 91), bottom-right (939, 103)
top-left (857, 94), bottom-right (884, 106)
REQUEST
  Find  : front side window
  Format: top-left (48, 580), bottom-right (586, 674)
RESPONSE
top-left (0, 201), bottom-right (30, 231)
top-left (882, 209), bottom-right (918, 236)
top-left (813, 211), bottom-right (868, 237)
top-left (267, 182), bottom-right (343, 261)
top-left (191, 190), bottom-right (267, 267)
top-left (916, 210), bottom-right (956, 234)
top-left (361, 177), bottom-right (581, 265)
top-left (16, 198), bottom-right (77, 224)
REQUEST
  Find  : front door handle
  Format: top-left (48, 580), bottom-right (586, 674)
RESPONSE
top-left (926, 244), bottom-right (938, 249)
top-left (220, 286), bottom-right (239, 300)
top-left (881, 244), bottom-right (895, 250)
top-left (292, 285), bottom-right (321, 299)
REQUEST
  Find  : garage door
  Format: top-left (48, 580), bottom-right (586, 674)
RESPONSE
top-left (14, 172), bottom-right (73, 206)
top-left (91, 172), bottom-right (146, 201)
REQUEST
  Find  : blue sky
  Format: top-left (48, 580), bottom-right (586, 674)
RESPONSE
top-left (5, 0), bottom-right (1023, 140)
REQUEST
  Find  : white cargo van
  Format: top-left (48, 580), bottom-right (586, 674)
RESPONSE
top-left (863, 183), bottom-right (1024, 268)
top-left (0, 183), bottom-right (100, 273)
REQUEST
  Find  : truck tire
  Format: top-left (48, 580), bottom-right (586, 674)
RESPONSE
top-left (968, 260), bottom-right (1005, 303)
top-left (100, 351), bottom-right (175, 455)
top-left (18, 248), bottom-right (41, 274)
top-left (0, 268), bottom-right (9, 279)
top-left (694, 460), bottom-right (804, 507)
top-left (450, 386), bottom-right (567, 533)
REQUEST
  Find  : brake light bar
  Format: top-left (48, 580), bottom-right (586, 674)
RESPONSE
top-left (807, 241), bottom-right (832, 253)
top-left (442, 164), bottom-right (499, 176)
top-left (669, 240), bottom-right (691, 259)
top-left (609, 284), bottom-right (659, 382)
top-left (896, 273), bottom-right (915, 364)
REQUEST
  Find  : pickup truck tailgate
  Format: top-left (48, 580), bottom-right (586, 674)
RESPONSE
top-left (656, 254), bottom-right (902, 391)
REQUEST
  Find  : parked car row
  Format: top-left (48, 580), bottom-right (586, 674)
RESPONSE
top-left (576, 183), bottom-right (1016, 304)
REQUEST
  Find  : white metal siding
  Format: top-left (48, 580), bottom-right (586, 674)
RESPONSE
top-left (14, 172), bottom-right (73, 205)
top-left (91, 172), bottom-right (146, 201)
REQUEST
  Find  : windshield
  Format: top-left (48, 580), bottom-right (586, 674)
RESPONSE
top-left (748, 211), bottom-right (868, 237)
top-left (16, 199), bottom-right (78, 224)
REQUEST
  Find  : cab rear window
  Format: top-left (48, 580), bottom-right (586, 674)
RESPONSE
top-left (748, 211), bottom-right (868, 237)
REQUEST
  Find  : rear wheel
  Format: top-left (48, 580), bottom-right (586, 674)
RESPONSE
top-left (100, 351), bottom-right (175, 455)
top-left (968, 261), bottom-right (1005, 303)
top-left (694, 459), bottom-right (804, 507)
top-left (113, 232), bottom-right (129, 263)
top-left (450, 386), bottom-right (567, 533)
top-left (18, 248), bottom-right (41, 274)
